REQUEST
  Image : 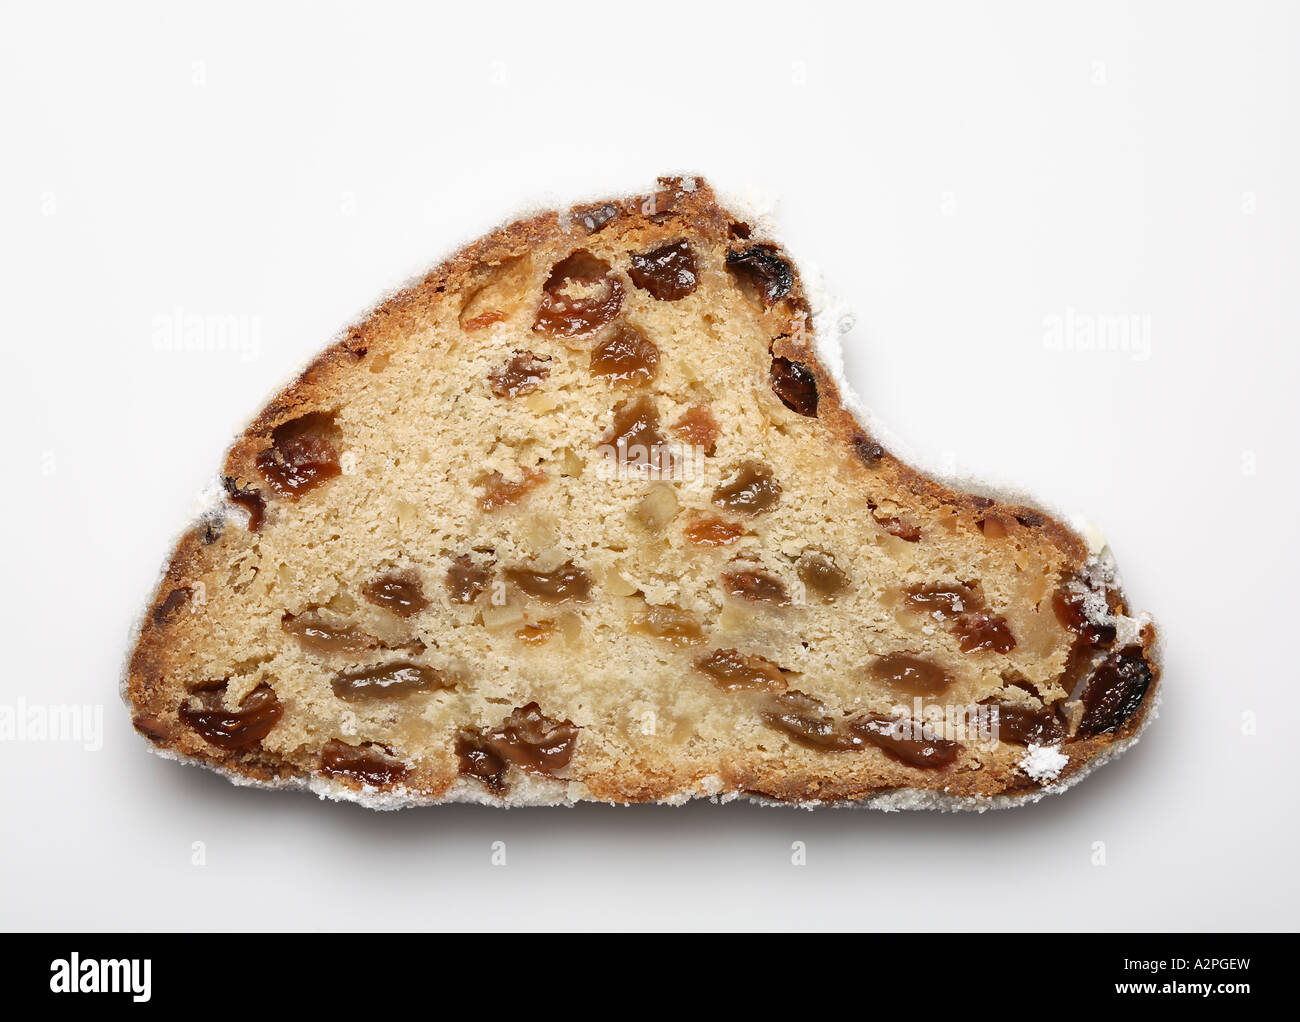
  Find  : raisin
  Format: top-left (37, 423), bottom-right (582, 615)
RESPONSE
top-left (1015, 512), bottom-right (1045, 528)
top-left (455, 734), bottom-right (507, 793)
top-left (683, 516), bottom-right (746, 547)
top-left (875, 514), bottom-right (921, 542)
top-left (446, 554), bottom-right (492, 604)
top-left (599, 395), bottom-right (672, 476)
top-left (851, 435), bottom-right (885, 466)
top-left (953, 612), bottom-right (1016, 654)
top-left (223, 476), bottom-right (266, 531)
top-left (281, 611), bottom-right (379, 655)
top-left (464, 310), bottom-right (507, 331)
top-left (987, 704), bottom-right (1066, 746)
top-left (721, 568), bottom-right (790, 606)
top-left (770, 357), bottom-right (819, 416)
top-left (488, 350), bottom-right (551, 397)
top-left (590, 323), bottom-right (659, 387)
top-left (458, 703), bottom-right (580, 792)
top-left (533, 250), bottom-right (624, 337)
top-left (1077, 648), bottom-right (1153, 737)
top-left (627, 240), bottom-right (698, 301)
top-left (363, 570), bottom-right (429, 618)
top-left (255, 412), bottom-right (342, 497)
top-left (478, 467), bottom-right (545, 511)
top-left (132, 714), bottom-right (172, 745)
top-left (319, 740), bottom-right (409, 786)
top-left (712, 461), bottom-right (781, 515)
top-left (573, 202), bottom-right (620, 234)
top-left (695, 648), bottom-right (786, 691)
top-left (726, 245), bottom-right (795, 306)
top-left (178, 685), bottom-right (282, 750)
top-left (1053, 589), bottom-right (1117, 647)
top-left (632, 605), bottom-right (706, 646)
top-left (673, 405), bottom-right (720, 456)
top-left (152, 587), bottom-right (191, 626)
top-left (867, 653), bottom-right (953, 696)
top-left (515, 621), bottom-right (556, 646)
top-left (506, 561), bottom-right (593, 602)
top-left (848, 715), bottom-right (960, 769)
top-left (331, 662), bottom-right (449, 701)
top-left (796, 551), bottom-right (849, 599)
top-left (762, 691), bottom-right (860, 751)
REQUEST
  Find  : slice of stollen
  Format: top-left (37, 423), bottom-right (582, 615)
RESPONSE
top-left (125, 176), bottom-right (1159, 809)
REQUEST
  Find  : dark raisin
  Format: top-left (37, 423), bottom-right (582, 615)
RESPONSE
top-left (673, 405), bottom-right (719, 456)
top-left (331, 662), bottom-right (449, 701)
top-left (446, 554), bottom-right (492, 604)
top-left (770, 357), bottom-right (819, 416)
top-left (712, 460), bottom-right (781, 515)
top-left (1053, 589), bottom-right (1117, 647)
top-left (478, 467), bottom-right (545, 511)
top-left (456, 734), bottom-right (507, 793)
top-left (533, 251), bottom-right (624, 337)
top-left (178, 685), bottom-right (282, 750)
top-left (1015, 512), bottom-right (1045, 528)
top-left (506, 561), bottom-right (593, 602)
top-left (457, 703), bottom-right (580, 792)
top-left (987, 704), bottom-right (1066, 746)
top-left (590, 323), bottom-right (659, 386)
top-left (721, 569), bottom-right (790, 606)
top-left (694, 648), bottom-right (787, 691)
top-left (573, 202), bottom-right (619, 233)
top-left (320, 740), bottom-right (409, 786)
top-left (223, 476), bottom-right (266, 531)
top-left (599, 395), bottom-right (673, 476)
top-left (152, 587), bottom-right (191, 626)
top-left (488, 350), bottom-right (551, 398)
top-left (851, 435), bottom-right (885, 465)
top-left (255, 412), bottom-right (342, 497)
top-left (848, 715), bottom-right (961, 769)
top-left (796, 551), bottom-right (850, 600)
top-left (726, 245), bottom-right (795, 306)
top-left (867, 653), bottom-right (953, 696)
top-left (281, 611), bottom-right (379, 655)
top-left (762, 691), bottom-right (861, 751)
top-left (363, 570), bottom-right (430, 618)
top-left (1077, 648), bottom-right (1153, 737)
top-left (953, 612), bottom-right (1016, 654)
top-left (627, 240), bottom-right (698, 301)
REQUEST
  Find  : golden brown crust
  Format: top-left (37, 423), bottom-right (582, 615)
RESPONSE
top-left (125, 176), bottom-right (1160, 806)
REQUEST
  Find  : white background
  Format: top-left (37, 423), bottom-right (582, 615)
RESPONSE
top-left (1, 1), bottom-right (1296, 931)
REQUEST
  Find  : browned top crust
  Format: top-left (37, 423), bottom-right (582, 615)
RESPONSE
top-left (125, 176), bottom-right (1160, 807)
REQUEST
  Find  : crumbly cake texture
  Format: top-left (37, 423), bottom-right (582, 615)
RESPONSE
top-left (124, 176), bottom-right (1160, 810)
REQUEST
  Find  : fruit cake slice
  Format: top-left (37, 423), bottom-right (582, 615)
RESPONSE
top-left (124, 176), bottom-right (1160, 809)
